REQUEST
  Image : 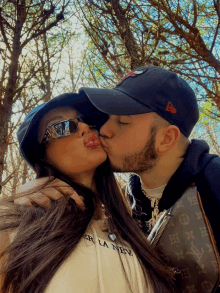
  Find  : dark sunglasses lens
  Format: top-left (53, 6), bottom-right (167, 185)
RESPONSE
top-left (69, 120), bottom-right (78, 133)
top-left (52, 120), bottom-right (78, 137)
top-left (54, 122), bottom-right (67, 136)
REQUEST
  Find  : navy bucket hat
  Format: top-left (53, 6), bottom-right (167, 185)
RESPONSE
top-left (80, 66), bottom-right (199, 137)
top-left (17, 92), bottom-right (108, 169)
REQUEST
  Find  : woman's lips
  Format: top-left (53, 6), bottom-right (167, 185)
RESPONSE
top-left (85, 134), bottom-right (101, 147)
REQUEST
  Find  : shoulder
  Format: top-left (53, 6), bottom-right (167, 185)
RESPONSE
top-left (199, 156), bottom-right (220, 190)
top-left (196, 157), bottom-right (220, 251)
top-left (195, 156), bottom-right (220, 203)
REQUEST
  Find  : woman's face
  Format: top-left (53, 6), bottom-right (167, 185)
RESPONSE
top-left (38, 107), bottom-right (107, 182)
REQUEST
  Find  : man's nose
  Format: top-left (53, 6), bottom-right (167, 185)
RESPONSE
top-left (99, 120), bottom-right (114, 138)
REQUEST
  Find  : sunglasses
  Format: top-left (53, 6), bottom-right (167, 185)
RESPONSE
top-left (42, 118), bottom-right (82, 144)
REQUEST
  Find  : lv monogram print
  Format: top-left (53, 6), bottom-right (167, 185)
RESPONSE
top-left (155, 186), bottom-right (220, 293)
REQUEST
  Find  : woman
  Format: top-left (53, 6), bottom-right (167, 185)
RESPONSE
top-left (0, 93), bottom-right (177, 293)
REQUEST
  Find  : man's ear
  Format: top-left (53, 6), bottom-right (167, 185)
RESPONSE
top-left (156, 125), bottom-right (181, 153)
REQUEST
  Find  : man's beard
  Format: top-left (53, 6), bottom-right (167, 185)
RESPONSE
top-left (112, 125), bottom-right (159, 173)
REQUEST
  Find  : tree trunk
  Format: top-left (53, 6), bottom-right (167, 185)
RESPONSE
top-left (0, 1), bottom-right (25, 193)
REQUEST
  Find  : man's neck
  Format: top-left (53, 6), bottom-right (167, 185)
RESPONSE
top-left (138, 155), bottom-right (184, 189)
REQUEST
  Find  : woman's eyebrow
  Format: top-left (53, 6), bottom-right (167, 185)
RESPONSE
top-left (47, 115), bottom-right (64, 125)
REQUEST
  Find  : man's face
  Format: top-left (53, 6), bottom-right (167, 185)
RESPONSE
top-left (99, 113), bottom-right (159, 173)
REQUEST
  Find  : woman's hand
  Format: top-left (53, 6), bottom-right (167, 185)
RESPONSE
top-left (14, 178), bottom-right (85, 209)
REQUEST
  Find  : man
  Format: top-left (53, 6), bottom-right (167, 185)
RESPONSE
top-left (16, 66), bottom-right (220, 292)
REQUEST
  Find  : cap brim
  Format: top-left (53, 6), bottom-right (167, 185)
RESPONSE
top-left (79, 87), bottom-right (153, 115)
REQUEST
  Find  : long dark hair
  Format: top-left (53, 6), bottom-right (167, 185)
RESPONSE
top-left (0, 158), bottom-right (178, 293)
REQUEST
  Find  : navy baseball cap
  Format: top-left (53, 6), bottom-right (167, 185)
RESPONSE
top-left (17, 92), bottom-right (108, 169)
top-left (80, 66), bottom-right (199, 137)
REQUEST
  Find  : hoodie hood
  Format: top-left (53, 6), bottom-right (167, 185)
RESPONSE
top-left (129, 139), bottom-right (218, 212)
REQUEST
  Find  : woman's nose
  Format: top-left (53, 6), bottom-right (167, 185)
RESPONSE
top-left (78, 122), bottom-right (91, 137)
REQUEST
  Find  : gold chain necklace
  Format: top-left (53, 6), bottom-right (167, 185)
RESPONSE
top-left (141, 186), bottom-right (164, 231)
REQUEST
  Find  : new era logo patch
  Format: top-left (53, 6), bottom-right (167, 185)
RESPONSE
top-left (166, 101), bottom-right (177, 114)
top-left (117, 69), bottom-right (147, 85)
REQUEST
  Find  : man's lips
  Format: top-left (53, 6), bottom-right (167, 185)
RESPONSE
top-left (84, 134), bottom-right (101, 147)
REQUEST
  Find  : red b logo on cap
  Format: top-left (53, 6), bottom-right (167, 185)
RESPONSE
top-left (166, 102), bottom-right (177, 114)
top-left (117, 69), bottom-right (147, 85)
